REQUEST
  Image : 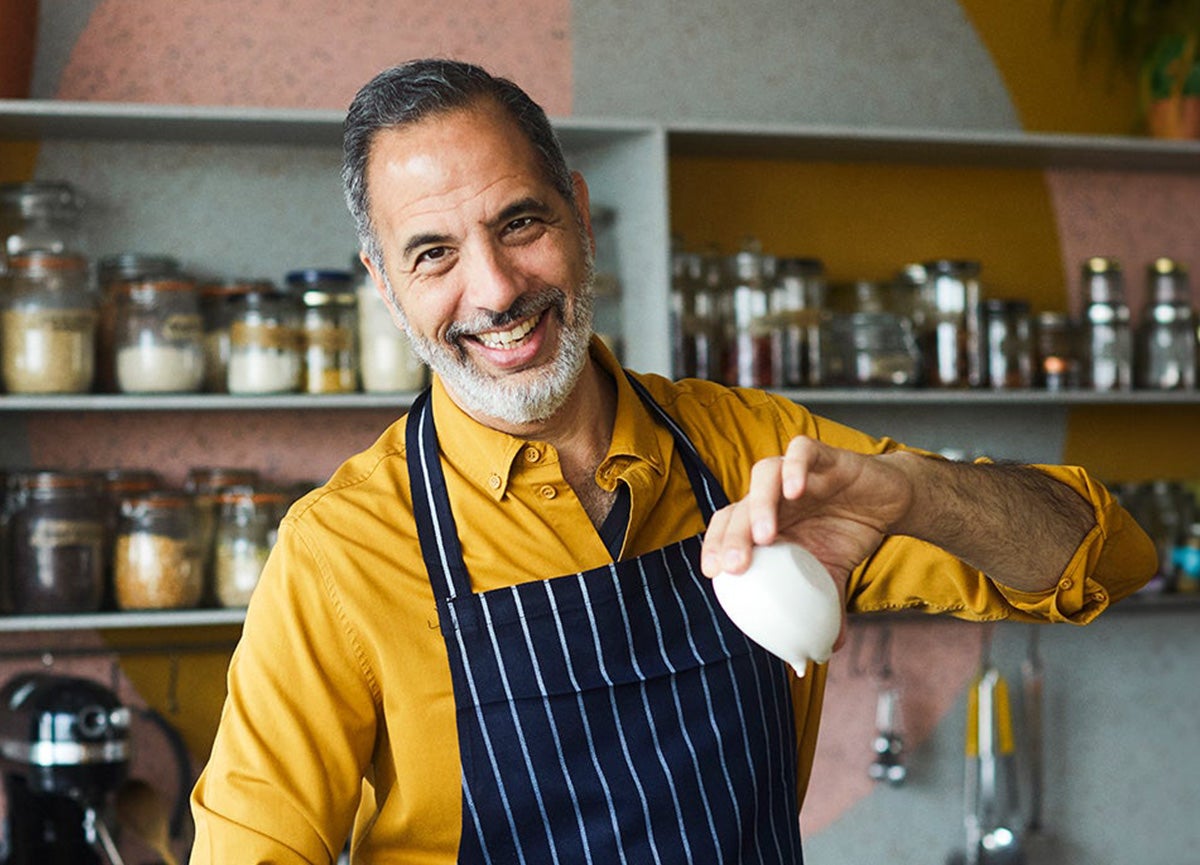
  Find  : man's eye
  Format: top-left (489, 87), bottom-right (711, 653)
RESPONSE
top-left (415, 247), bottom-right (448, 266)
top-left (505, 216), bottom-right (537, 234)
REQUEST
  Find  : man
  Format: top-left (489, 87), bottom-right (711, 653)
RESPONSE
top-left (189, 58), bottom-right (1155, 864)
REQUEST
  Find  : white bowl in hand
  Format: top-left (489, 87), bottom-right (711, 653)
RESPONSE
top-left (712, 542), bottom-right (842, 677)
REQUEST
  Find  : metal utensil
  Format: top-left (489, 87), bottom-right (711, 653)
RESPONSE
top-left (947, 628), bottom-right (1025, 865)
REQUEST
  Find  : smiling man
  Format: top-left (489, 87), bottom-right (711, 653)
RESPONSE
top-left (188, 59), bottom-right (1154, 864)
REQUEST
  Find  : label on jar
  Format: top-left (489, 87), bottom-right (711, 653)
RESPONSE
top-left (304, 324), bottom-right (354, 352)
top-left (231, 320), bottom-right (300, 351)
top-left (30, 518), bottom-right (104, 549)
top-left (162, 313), bottom-right (204, 342)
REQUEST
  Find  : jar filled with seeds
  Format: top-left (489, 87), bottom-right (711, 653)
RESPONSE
top-left (112, 275), bottom-right (206, 393)
top-left (212, 486), bottom-right (280, 607)
top-left (100, 468), bottom-right (164, 607)
top-left (288, 269), bottom-right (359, 394)
top-left (7, 470), bottom-right (106, 614)
top-left (113, 490), bottom-right (203, 610)
top-left (0, 251), bottom-right (97, 394)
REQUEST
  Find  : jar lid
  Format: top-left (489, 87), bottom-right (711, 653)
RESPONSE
top-left (0, 181), bottom-right (83, 217)
top-left (285, 269), bottom-right (353, 289)
top-left (1149, 257), bottom-right (1186, 276)
top-left (214, 485), bottom-right (287, 505)
top-left (185, 467), bottom-right (261, 493)
top-left (1084, 256), bottom-right (1121, 275)
top-left (118, 489), bottom-right (193, 511)
top-left (924, 259), bottom-right (981, 277)
top-left (5, 250), bottom-right (89, 274)
top-left (103, 468), bottom-right (165, 493)
top-left (199, 278), bottom-right (276, 299)
top-left (301, 289), bottom-right (357, 307)
top-left (11, 469), bottom-right (102, 493)
top-left (98, 252), bottom-right (180, 285)
top-left (110, 277), bottom-right (197, 294)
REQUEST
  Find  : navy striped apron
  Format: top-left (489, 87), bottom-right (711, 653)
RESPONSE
top-left (406, 376), bottom-right (803, 864)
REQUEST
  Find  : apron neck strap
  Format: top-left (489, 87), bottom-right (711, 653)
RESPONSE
top-left (405, 372), bottom-right (730, 598)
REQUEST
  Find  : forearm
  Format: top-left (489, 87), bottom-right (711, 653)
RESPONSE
top-left (882, 451), bottom-right (1096, 593)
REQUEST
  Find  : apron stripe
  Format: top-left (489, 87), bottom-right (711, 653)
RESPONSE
top-left (445, 600), bottom-right (528, 865)
top-left (479, 592), bottom-right (567, 865)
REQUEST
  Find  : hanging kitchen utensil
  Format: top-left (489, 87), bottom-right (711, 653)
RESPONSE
top-left (947, 627), bottom-right (1025, 865)
top-left (865, 624), bottom-right (907, 786)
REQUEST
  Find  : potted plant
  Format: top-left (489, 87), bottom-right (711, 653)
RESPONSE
top-left (1066, 0), bottom-right (1200, 138)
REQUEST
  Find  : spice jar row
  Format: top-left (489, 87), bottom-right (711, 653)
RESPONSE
top-left (0, 466), bottom-right (310, 616)
top-left (0, 182), bottom-right (429, 396)
top-left (0, 251), bottom-right (430, 396)
top-left (670, 237), bottom-right (1198, 392)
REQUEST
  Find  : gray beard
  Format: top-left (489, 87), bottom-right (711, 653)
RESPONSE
top-left (385, 264), bottom-right (597, 426)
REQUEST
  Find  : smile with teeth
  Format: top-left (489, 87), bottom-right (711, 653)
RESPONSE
top-left (473, 311), bottom-right (543, 349)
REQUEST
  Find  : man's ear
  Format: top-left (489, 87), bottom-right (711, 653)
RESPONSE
top-left (571, 171), bottom-right (595, 255)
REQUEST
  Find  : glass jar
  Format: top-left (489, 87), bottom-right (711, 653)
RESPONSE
top-left (113, 490), bottom-right (203, 610)
top-left (1034, 311), bottom-right (1080, 391)
top-left (690, 248), bottom-right (725, 382)
top-left (212, 486), bottom-right (279, 608)
top-left (184, 467), bottom-right (261, 600)
top-left (723, 238), bottom-right (777, 388)
top-left (227, 287), bottom-right (303, 394)
top-left (354, 260), bottom-right (427, 393)
top-left (0, 251), bottom-right (97, 394)
top-left (199, 278), bottom-right (274, 393)
top-left (287, 269), bottom-right (359, 394)
top-left (112, 276), bottom-right (205, 393)
top-left (1080, 257), bottom-right (1133, 391)
top-left (1135, 257), bottom-right (1196, 390)
top-left (7, 470), bottom-right (105, 614)
top-left (589, 206), bottom-right (623, 359)
top-left (983, 298), bottom-right (1034, 389)
top-left (95, 253), bottom-right (181, 393)
top-left (916, 259), bottom-right (984, 388)
top-left (99, 468), bottom-right (163, 607)
top-left (818, 311), bottom-right (921, 388)
top-left (0, 181), bottom-right (86, 268)
top-left (772, 257), bottom-right (826, 387)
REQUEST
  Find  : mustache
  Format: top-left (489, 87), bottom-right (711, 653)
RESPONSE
top-left (445, 287), bottom-right (566, 344)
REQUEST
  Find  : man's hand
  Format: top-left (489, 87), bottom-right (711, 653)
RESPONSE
top-left (700, 436), bottom-right (914, 588)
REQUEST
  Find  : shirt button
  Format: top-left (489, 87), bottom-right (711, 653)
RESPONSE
top-left (524, 447), bottom-right (540, 463)
top-left (488, 474), bottom-right (502, 491)
top-left (540, 485), bottom-right (557, 499)
top-left (1058, 578), bottom-right (1073, 592)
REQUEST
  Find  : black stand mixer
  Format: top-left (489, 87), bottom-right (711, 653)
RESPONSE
top-left (0, 673), bottom-right (132, 865)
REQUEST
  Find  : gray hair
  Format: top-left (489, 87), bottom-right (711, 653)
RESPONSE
top-left (342, 58), bottom-right (575, 267)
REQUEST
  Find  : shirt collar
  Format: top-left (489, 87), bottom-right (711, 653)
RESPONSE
top-left (429, 337), bottom-right (668, 501)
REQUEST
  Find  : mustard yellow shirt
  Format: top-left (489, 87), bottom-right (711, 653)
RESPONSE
top-left (190, 341), bottom-right (1155, 864)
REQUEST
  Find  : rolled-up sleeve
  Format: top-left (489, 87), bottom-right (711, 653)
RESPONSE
top-left (846, 462), bottom-right (1157, 624)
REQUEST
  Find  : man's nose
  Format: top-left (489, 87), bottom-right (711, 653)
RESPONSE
top-left (462, 242), bottom-right (524, 312)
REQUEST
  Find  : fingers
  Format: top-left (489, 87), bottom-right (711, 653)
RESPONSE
top-left (700, 437), bottom-right (822, 578)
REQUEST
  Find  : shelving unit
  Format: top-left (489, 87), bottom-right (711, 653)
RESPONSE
top-left (2, 98), bottom-right (1195, 633)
